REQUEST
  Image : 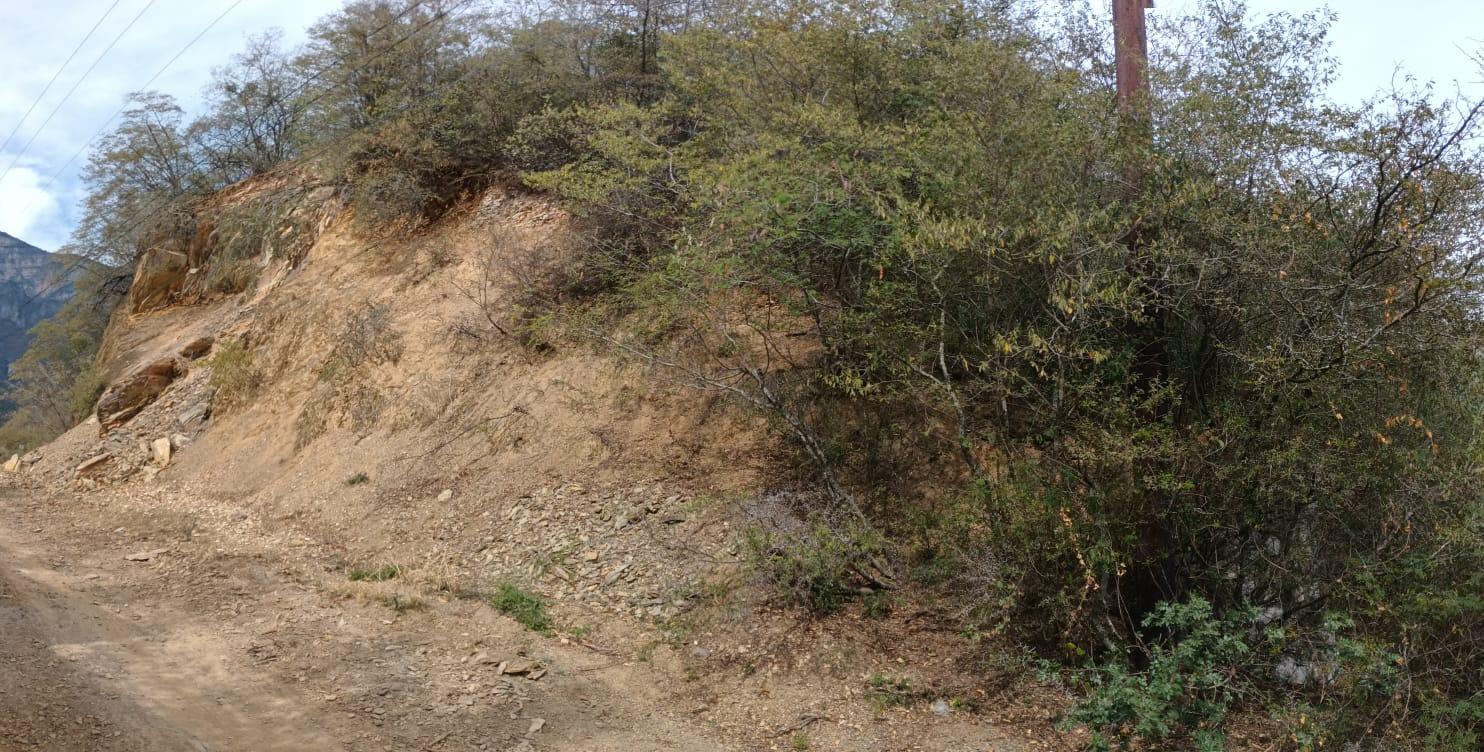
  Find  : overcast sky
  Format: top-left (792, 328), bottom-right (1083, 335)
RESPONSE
top-left (2, 0), bottom-right (1483, 251)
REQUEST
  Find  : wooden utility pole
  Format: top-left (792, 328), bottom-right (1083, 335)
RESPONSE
top-left (1113, 0), bottom-right (1154, 117)
top-left (1113, 0), bottom-right (1172, 633)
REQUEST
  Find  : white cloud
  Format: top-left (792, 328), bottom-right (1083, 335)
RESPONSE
top-left (0, 0), bottom-right (346, 248)
top-left (0, 166), bottom-right (62, 249)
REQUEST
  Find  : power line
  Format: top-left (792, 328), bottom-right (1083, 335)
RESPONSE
top-left (14, 0), bottom-right (247, 223)
top-left (0, 0), bottom-right (158, 188)
top-left (0, 0), bottom-right (125, 162)
top-left (17, 0), bottom-right (429, 230)
top-left (14, 0), bottom-right (480, 313)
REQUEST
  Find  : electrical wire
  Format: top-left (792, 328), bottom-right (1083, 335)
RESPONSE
top-left (0, 0), bottom-right (125, 162)
top-left (0, 0), bottom-right (158, 187)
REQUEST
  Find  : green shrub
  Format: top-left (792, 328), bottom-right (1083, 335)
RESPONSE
top-left (318, 303), bottom-right (402, 382)
top-left (866, 674), bottom-right (919, 709)
top-left (1064, 598), bottom-right (1252, 752)
top-left (48, 0), bottom-right (1484, 745)
top-left (207, 338), bottom-right (259, 409)
top-left (743, 510), bottom-right (890, 615)
top-left (524, 2), bottom-right (1484, 744)
top-left (204, 185), bottom-right (321, 293)
top-left (490, 582), bottom-right (554, 635)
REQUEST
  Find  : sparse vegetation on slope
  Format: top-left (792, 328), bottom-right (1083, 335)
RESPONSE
top-left (490, 581), bottom-right (554, 636)
top-left (42, 0), bottom-right (1484, 748)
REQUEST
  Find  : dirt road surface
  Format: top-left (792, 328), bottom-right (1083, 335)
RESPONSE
top-left (0, 485), bottom-right (749, 752)
top-left (0, 482), bottom-right (1022, 752)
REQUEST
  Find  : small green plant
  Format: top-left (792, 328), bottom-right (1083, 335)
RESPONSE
top-left (1063, 597), bottom-right (1252, 752)
top-left (636, 639), bottom-right (660, 663)
top-left (345, 472), bottom-right (370, 486)
top-left (743, 512), bottom-right (890, 614)
top-left (867, 674), bottom-right (917, 710)
top-left (348, 564), bottom-right (404, 582)
top-left (862, 589), bottom-right (894, 618)
top-left (791, 732), bottom-right (810, 750)
top-left (207, 338), bottom-right (259, 409)
top-left (491, 582), bottom-right (554, 635)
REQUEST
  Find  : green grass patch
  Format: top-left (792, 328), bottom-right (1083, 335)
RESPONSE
top-left (348, 564), bottom-right (404, 582)
top-left (491, 582), bottom-right (554, 635)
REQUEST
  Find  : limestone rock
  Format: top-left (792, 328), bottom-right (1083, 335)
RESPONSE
top-left (75, 454), bottom-right (112, 477)
top-left (2, 455), bottom-right (19, 473)
top-left (178, 403), bottom-right (210, 428)
top-left (127, 247), bottom-right (191, 313)
top-left (499, 659), bottom-right (540, 676)
top-left (152, 438), bottom-right (173, 468)
top-left (97, 357), bottom-right (185, 434)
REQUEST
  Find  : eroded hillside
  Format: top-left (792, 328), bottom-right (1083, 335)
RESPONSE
top-left (0, 178), bottom-right (1061, 752)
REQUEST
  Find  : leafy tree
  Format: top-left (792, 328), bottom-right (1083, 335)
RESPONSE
top-left (295, 0), bottom-right (484, 136)
top-left (197, 31), bottom-right (307, 181)
top-left (68, 92), bottom-right (209, 265)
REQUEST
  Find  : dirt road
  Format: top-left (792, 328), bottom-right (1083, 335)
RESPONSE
top-left (0, 475), bottom-right (1032, 752)
top-left (0, 485), bottom-right (754, 752)
top-left (0, 488), bottom-right (356, 751)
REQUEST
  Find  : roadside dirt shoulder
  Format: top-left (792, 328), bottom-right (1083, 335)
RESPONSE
top-left (0, 484), bottom-right (748, 752)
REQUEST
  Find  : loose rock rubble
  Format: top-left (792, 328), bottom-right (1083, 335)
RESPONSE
top-left (453, 482), bottom-right (724, 622)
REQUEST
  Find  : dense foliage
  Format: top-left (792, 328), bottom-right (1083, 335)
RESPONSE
top-left (30, 0), bottom-right (1484, 747)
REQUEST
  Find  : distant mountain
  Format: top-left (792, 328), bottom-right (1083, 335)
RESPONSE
top-left (0, 232), bottom-right (90, 383)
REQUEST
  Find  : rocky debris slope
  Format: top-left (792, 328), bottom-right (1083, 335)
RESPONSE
top-left (15, 335), bottom-right (218, 489)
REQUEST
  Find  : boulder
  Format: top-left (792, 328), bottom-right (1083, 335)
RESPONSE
top-left (152, 438), bottom-right (173, 468)
top-left (178, 336), bottom-right (215, 360)
top-left (128, 247), bottom-right (190, 313)
top-left (2, 455), bottom-right (19, 473)
top-left (96, 357), bottom-right (185, 435)
top-left (499, 659), bottom-right (541, 676)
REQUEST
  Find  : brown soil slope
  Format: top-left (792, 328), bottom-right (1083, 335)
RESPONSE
top-left (1, 184), bottom-right (1068, 751)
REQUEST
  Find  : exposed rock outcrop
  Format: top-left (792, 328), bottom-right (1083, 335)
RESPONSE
top-left (96, 357), bottom-right (187, 435)
top-left (179, 335), bottom-right (215, 359)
